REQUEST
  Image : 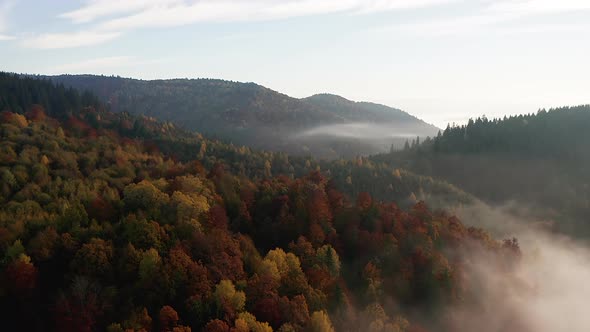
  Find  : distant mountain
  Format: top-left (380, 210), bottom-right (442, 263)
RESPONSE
top-left (46, 75), bottom-right (439, 158)
top-left (304, 93), bottom-right (430, 126)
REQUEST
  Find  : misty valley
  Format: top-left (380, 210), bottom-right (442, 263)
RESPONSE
top-left (1, 72), bottom-right (589, 332)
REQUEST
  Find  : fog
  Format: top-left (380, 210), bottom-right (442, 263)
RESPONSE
top-left (286, 122), bottom-right (435, 158)
top-left (444, 202), bottom-right (590, 332)
top-left (295, 122), bottom-right (427, 140)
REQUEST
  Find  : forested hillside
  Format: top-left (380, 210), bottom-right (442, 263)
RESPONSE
top-left (373, 106), bottom-right (590, 236)
top-left (44, 74), bottom-right (439, 159)
top-left (303, 94), bottom-right (428, 125)
top-left (0, 73), bottom-right (520, 332)
top-left (0, 74), bottom-right (100, 117)
top-left (7, 73), bottom-right (466, 210)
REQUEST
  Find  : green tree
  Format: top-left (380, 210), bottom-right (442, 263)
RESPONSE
top-left (139, 248), bottom-right (161, 282)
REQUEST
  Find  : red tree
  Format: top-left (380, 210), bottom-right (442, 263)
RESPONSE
top-left (159, 305), bottom-right (179, 331)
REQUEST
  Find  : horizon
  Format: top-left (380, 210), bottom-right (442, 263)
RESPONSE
top-left (1, 0), bottom-right (589, 127)
top-left (11, 70), bottom-right (587, 130)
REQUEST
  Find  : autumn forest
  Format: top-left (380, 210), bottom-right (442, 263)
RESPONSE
top-left (0, 72), bottom-right (586, 332)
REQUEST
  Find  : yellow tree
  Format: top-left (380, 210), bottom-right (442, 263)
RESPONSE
top-left (214, 280), bottom-right (246, 320)
top-left (309, 311), bottom-right (334, 332)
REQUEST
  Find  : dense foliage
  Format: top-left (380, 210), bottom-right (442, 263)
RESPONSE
top-left (3, 73), bottom-right (468, 212)
top-left (0, 74), bottom-right (518, 331)
top-left (375, 106), bottom-right (590, 236)
top-left (46, 74), bottom-right (439, 158)
top-left (0, 73), bottom-right (100, 118)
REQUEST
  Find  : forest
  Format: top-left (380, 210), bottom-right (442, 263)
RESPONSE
top-left (373, 107), bottom-right (590, 237)
top-left (0, 73), bottom-right (521, 331)
top-left (44, 74), bottom-right (439, 159)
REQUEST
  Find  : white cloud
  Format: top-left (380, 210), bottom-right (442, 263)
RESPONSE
top-left (45, 0), bottom-right (590, 49)
top-left (61, 0), bottom-right (457, 30)
top-left (495, 22), bottom-right (590, 35)
top-left (488, 0), bottom-right (590, 14)
top-left (21, 30), bottom-right (121, 49)
top-left (375, 0), bottom-right (590, 37)
top-left (44, 0), bottom-right (458, 49)
top-left (0, 33), bottom-right (14, 40)
top-left (59, 0), bottom-right (182, 24)
top-left (353, 0), bottom-right (458, 14)
top-left (384, 13), bottom-right (519, 36)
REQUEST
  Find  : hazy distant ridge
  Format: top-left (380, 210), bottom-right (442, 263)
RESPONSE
top-left (48, 74), bottom-right (439, 158)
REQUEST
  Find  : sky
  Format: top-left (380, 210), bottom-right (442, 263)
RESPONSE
top-left (0, 0), bottom-right (589, 128)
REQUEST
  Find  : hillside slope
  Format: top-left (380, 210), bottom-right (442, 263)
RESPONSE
top-left (0, 72), bottom-right (518, 332)
top-left (373, 106), bottom-right (590, 237)
top-left (46, 75), bottom-right (439, 158)
top-left (2, 72), bottom-right (472, 216)
top-left (304, 93), bottom-right (434, 128)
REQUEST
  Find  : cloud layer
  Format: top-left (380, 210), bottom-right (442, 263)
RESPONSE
top-left (25, 0), bottom-right (455, 49)
top-left (61, 0), bottom-right (455, 26)
top-left (18, 0), bottom-right (590, 48)
top-left (22, 30), bottom-right (121, 49)
top-left (59, 0), bottom-right (181, 24)
top-left (379, 0), bottom-right (590, 36)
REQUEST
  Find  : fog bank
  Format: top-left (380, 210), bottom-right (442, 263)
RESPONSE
top-left (295, 122), bottom-right (426, 140)
top-left (446, 203), bottom-right (590, 332)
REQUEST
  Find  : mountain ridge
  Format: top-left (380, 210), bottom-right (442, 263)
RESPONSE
top-left (43, 74), bottom-right (440, 158)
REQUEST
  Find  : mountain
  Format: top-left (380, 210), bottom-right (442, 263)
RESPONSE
top-left (0, 72), bottom-right (518, 332)
top-left (304, 93), bottom-right (431, 126)
top-left (45, 75), bottom-right (439, 158)
top-left (1, 72), bottom-right (469, 210)
top-left (373, 106), bottom-right (590, 237)
top-left (0, 73), bottom-right (100, 117)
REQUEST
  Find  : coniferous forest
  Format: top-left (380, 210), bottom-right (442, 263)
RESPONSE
top-left (373, 106), bottom-right (590, 237)
top-left (0, 73), bottom-right (524, 332)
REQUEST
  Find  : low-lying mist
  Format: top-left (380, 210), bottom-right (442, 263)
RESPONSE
top-left (445, 202), bottom-right (590, 332)
top-left (295, 122), bottom-right (424, 140)
top-left (289, 122), bottom-right (434, 157)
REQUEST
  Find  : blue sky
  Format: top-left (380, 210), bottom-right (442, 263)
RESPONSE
top-left (0, 0), bottom-right (589, 127)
